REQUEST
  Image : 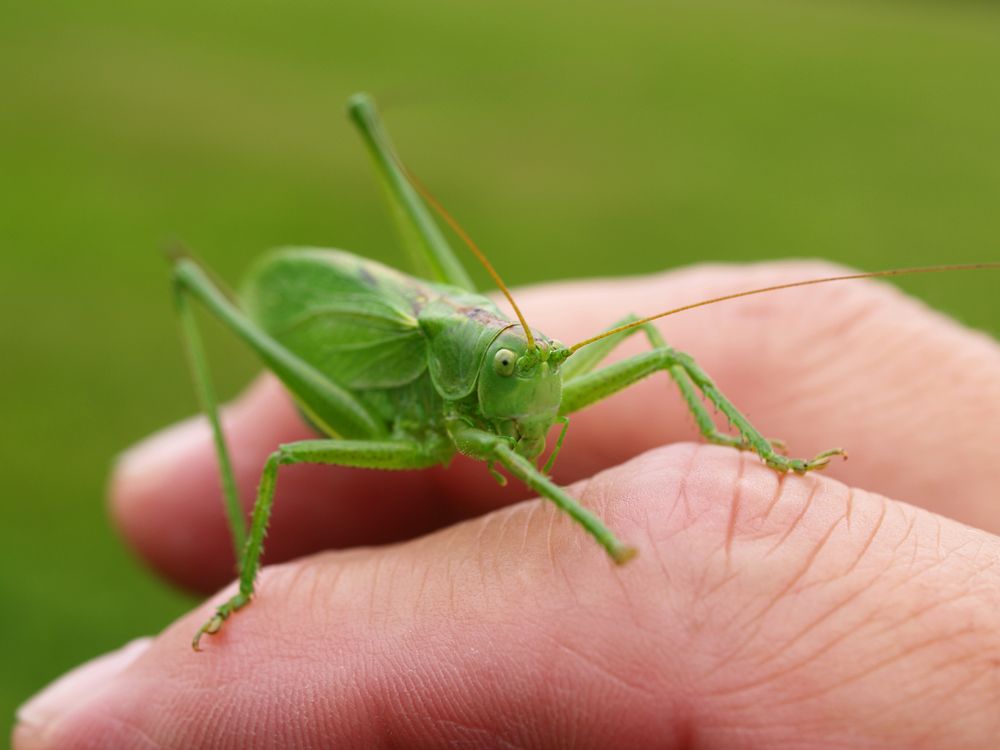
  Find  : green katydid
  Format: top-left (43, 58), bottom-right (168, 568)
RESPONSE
top-left (175, 92), bottom-right (998, 650)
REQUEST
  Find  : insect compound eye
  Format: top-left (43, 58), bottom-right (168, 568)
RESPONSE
top-left (493, 348), bottom-right (517, 377)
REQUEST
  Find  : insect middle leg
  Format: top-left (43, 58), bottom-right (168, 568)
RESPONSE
top-left (192, 437), bottom-right (445, 650)
top-left (559, 315), bottom-right (844, 473)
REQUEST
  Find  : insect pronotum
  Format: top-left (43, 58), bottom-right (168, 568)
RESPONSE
top-left (172, 92), bottom-right (999, 649)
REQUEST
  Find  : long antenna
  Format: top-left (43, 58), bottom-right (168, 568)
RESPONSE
top-left (568, 262), bottom-right (1000, 353)
top-left (382, 137), bottom-right (537, 350)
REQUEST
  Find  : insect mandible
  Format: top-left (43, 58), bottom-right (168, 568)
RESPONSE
top-left (173, 93), bottom-right (996, 649)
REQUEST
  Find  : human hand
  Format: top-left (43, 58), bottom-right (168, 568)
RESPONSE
top-left (15, 262), bottom-right (1000, 748)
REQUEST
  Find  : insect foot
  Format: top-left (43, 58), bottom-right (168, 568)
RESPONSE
top-left (767, 447), bottom-right (847, 474)
top-left (192, 592), bottom-right (251, 651)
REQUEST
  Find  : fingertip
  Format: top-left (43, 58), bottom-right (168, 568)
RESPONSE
top-left (13, 638), bottom-right (153, 750)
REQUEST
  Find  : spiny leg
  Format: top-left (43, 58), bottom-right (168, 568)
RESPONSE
top-left (174, 279), bottom-right (247, 558)
top-left (560, 315), bottom-right (762, 452)
top-left (193, 438), bottom-right (444, 650)
top-left (172, 258), bottom-right (389, 565)
top-left (173, 258), bottom-right (384, 441)
top-left (639, 320), bottom-right (785, 454)
top-left (347, 93), bottom-right (475, 291)
top-left (448, 423), bottom-right (636, 564)
top-left (559, 319), bottom-right (845, 473)
top-left (672, 351), bottom-right (843, 471)
top-left (542, 416), bottom-right (571, 475)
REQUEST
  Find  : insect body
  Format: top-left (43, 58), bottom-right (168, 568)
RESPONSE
top-left (178, 93), bottom-right (987, 649)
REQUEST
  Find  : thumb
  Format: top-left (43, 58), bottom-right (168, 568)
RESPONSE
top-left (17, 445), bottom-right (1000, 748)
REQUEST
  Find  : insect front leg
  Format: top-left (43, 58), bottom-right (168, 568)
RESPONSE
top-left (448, 423), bottom-right (636, 564)
top-left (193, 437), bottom-right (446, 650)
top-left (559, 317), bottom-right (845, 473)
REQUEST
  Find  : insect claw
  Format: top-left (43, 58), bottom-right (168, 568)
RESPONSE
top-left (191, 592), bottom-right (251, 651)
top-left (191, 615), bottom-right (222, 651)
top-left (611, 543), bottom-right (638, 565)
top-left (487, 461), bottom-right (508, 486)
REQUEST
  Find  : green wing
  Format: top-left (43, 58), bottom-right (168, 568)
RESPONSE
top-left (241, 248), bottom-right (430, 390)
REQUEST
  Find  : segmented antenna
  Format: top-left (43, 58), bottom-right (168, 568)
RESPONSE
top-left (383, 142), bottom-right (537, 350)
top-left (568, 263), bottom-right (1000, 353)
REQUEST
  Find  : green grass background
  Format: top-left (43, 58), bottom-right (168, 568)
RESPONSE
top-left (3, 0), bottom-right (1000, 737)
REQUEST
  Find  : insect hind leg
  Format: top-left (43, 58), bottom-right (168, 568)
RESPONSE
top-left (173, 271), bottom-right (247, 560)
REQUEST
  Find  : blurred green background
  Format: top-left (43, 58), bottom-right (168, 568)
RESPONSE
top-left (3, 0), bottom-right (1000, 736)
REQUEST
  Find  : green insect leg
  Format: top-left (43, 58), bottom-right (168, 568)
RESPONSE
top-left (560, 318), bottom-right (845, 473)
top-left (347, 93), bottom-right (475, 291)
top-left (193, 438), bottom-right (445, 650)
top-left (448, 424), bottom-right (636, 565)
top-left (542, 416), bottom-right (570, 475)
top-left (173, 258), bottom-right (384, 441)
top-left (174, 275), bottom-right (247, 558)
top-left (172, 256), bottom-right (392, 567)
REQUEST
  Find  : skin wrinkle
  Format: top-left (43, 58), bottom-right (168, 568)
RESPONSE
top-left (277, 555), bottom-right (336, 634)
top-left (888, 503), bottom-right (919, 556)
top-left (723, 455), bottom-right (747, 564)
top-left (718, 612), bottom-right (971, 715)
top-left (573, 474), bottom-right (645, 629)
top-left (861, 578), bottom-right (990, 646)
top-left (760, 468), bottom-right (787, 522)
top-left (770, 625), bottom-right (983, 711)
top-left (428, 719), bottom-right (525, 750)
top-left (917, 652), bottom-right (997, 711)
top-left (967, 545), bottom-right (1000, 589)
top-left (763, 479), bottom-right (822, 559)
top-left (659, 443), bottom-right (701, 535)
top-left (473, 509), bottom-right (507, 595)
top-left (701, 569), bottom-right (741, 601)
top-left (844, 485), bottom-right (853, 531)
top-left (840, 493), bottom-right (886, 579)
top-left (698, 482), bottom-right (862, 683)
top-left (409, 543), bottom-right (435, 619)
top-left (536, 630), bottom-right (655, 699)
top-left (644, 444), bottom-right (701, 592)
top-left (491, 500), bottom-right (520, 567)
top-left (543, 496), bottom-right (558, 574)
top-left (704, 512), bottom-right (847, 679)
top-left (682, 446), bottom-right (753, 610)
top-left (523, 500), bottom-right (552, 569)
top-left (752, 574), bottom-right (875, 672)
top-left (367, 550), bottom-right (383, 629)
top-left (790, 490), bottom-right (876, 596)
top-left (860, 539), bottom-right (962, 617)
top-left (712, 516), bottom-right (992, 720)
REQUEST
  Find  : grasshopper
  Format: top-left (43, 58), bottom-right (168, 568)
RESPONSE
top-left (175, 93), bottom-right (993, 649)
